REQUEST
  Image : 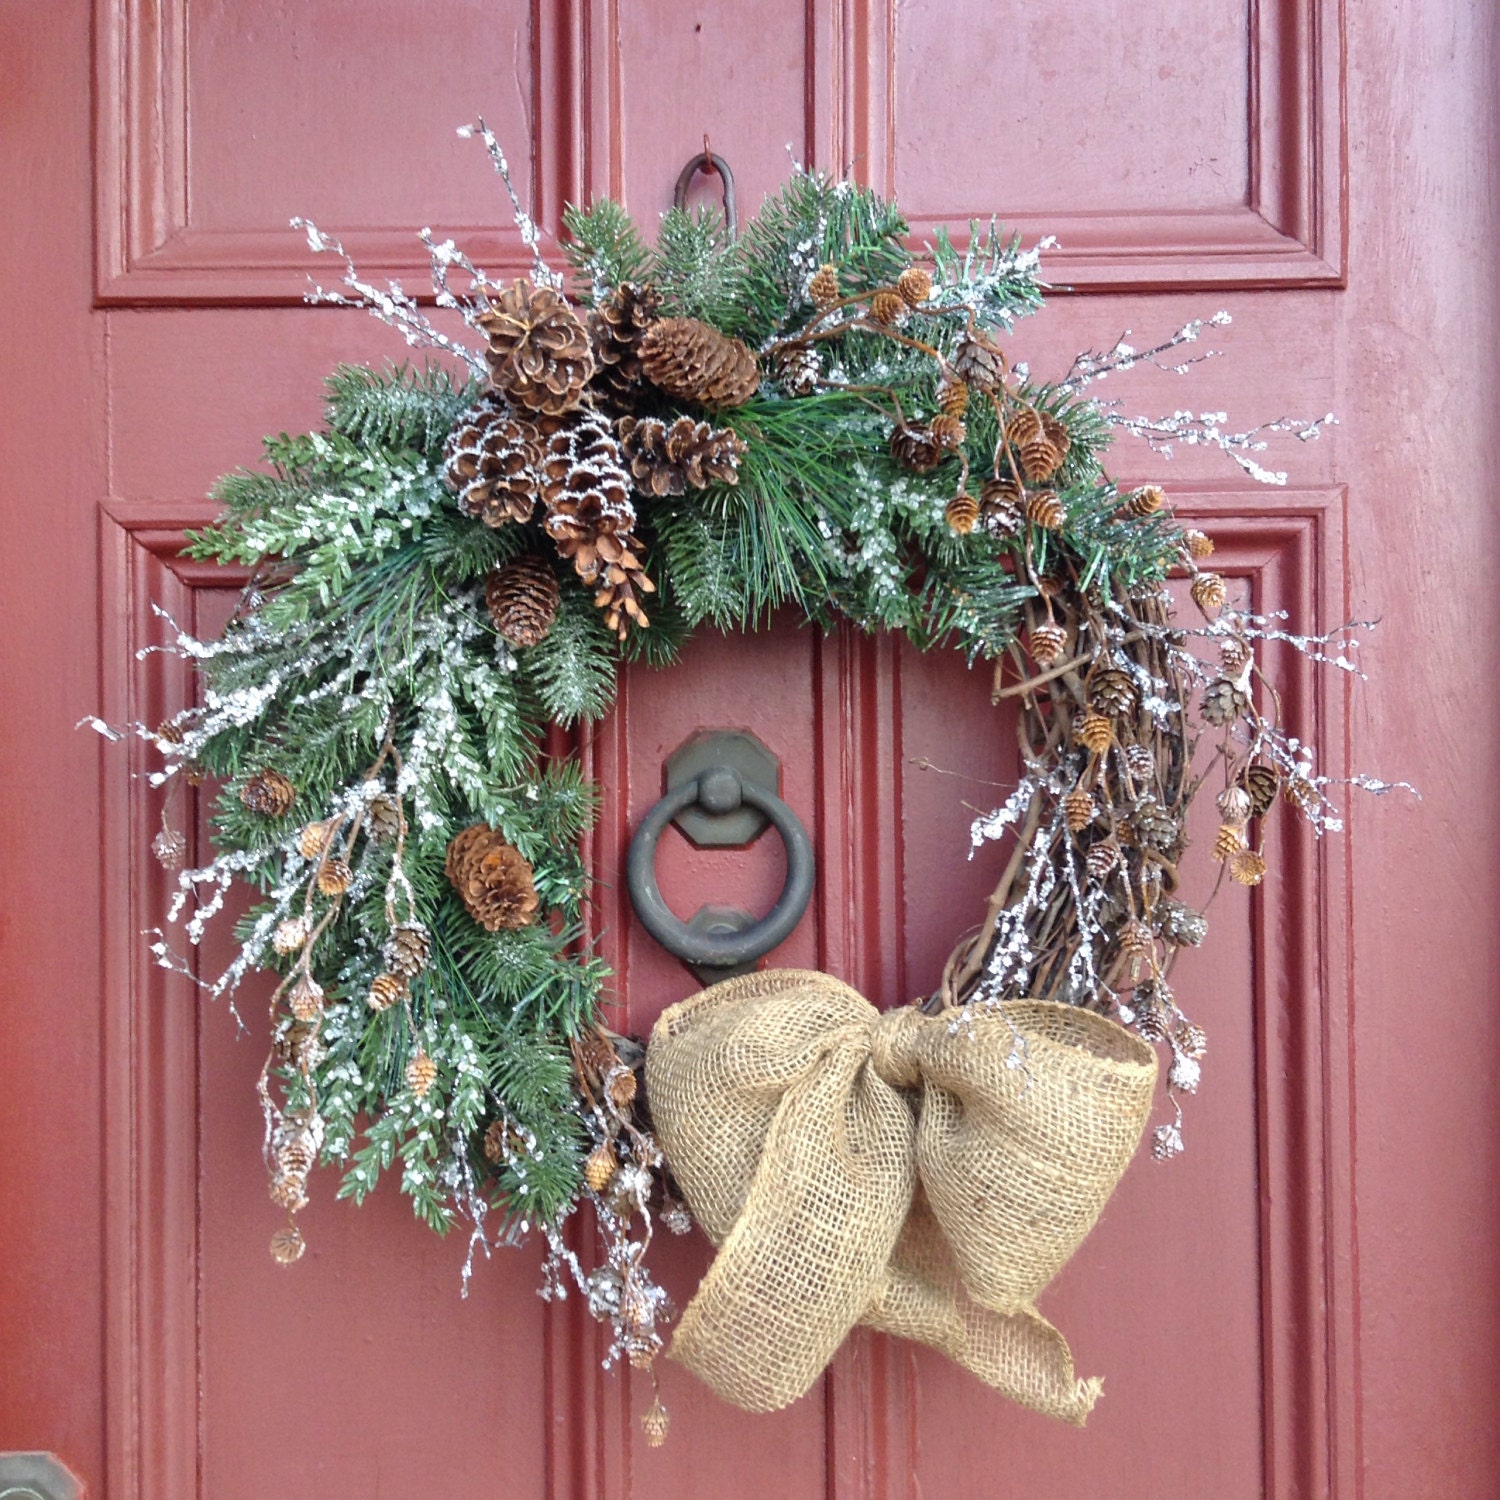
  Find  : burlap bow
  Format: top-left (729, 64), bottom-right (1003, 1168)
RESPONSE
top-left (646, 970), bottom-right (1158, 1423)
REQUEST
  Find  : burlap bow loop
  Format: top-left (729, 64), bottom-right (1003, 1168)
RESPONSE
top-left (646, 969), bottom-right (1158, 1423)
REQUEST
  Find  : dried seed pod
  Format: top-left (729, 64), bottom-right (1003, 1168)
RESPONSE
top-left (241, 769), bottom-right (295, 818)
top-left (896, 266), bottom-right (932, 305)
top-left (316, 859), bottom-right (353, 896)
top-left (1191, 572), bottom-right (1228, 613)
top-left (1028, 621), bottom-right (1068, 666)
top-left (367, 973), bottom-right (406, 1012)
top-left (869, 288), bottom-right (905, 326)
top-left (945, 494), bottom-right (980, 534)
top-left (1074, 710), bottom-right (1114, 755)
top-left (1062, 787), bottom-right (1095, 832)
top-left (1228, 848), bottom-right (1267, 886)
top-left (1024, 491), bottom-right (1065, 531)
top-left (405, 1050), bottom-right (438, 1098)
top-left (808, 263), bottom-right (839, 309)
top-left (269, 1226), bottom-right (306, 1265)
top-left (1217, 786), bottom-right (1253, 822)
top-left (287, 974), bottom-right (325, 1023)
top-left (1212, 822), bottom-right (1247, 861)
top-left (1182, 528), bottom-right (1215, 559)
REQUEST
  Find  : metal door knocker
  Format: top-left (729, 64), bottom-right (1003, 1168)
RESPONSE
top-left (674, 139), bottom-right (737, 236)
top-left (626, 731), bottom-right (814, 980)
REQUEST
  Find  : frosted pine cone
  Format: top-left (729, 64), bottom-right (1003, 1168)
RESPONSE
top-left (384, 921), bottom-right (431, 977)
top-left (405, 1049), bottom-right (438, 1098)
top-left (540, 412), bottom-right (636, 581)
top-left (773, 343), bottom-right (821, 396)
top-left (952, 333), bottom-right (1004, 392)
top-left (152, 827), bottom-right (187, 869)
top-left (808, 263), bottom-right (840, 309)
top-left (1154, 899), bottom-right (1208, 947)
top-left (1123, 485), bottom-right (1166, 518)
top-left (1191, 572), bottom-right (1228, 613)
top-left (366, 972), bottom-right (406, 1012)
top-left (1202, 678), bottom-right (1250, 726)
top-left (1089, 667), bottom-right (1138, 717)
top-left (240, 769), bottom-right (295, 818)
top-left (980, 476), bottom-right (1024, 535)
top-left (365, 792), bottom-right (401, 844)
top-left (890, 422), bottom-right (945, 474)
top-left (442, 392), bottom-right (542, 527)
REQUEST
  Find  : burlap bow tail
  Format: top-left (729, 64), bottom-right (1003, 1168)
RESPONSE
top-left (646, 970), bottom-right (1159, 1423)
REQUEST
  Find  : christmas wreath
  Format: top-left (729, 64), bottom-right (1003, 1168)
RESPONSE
top-left (95, 125), bottom-right (1397, 1443)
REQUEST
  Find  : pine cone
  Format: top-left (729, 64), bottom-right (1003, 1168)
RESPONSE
top-left (1089, 668), bottom-right (1138, 717)
top-left (1028, 620), bottom-right (1068, 665)
top-left (584, 1143), bottom-right (616, 1192)
top-left (1154, 899), bottom-right (1207, 947)
top-left (1191, 572), bottom-right (1228, 612)
top-left (1123, 742), bottom-right (1156, 781)
top-left (808, 264), bottom-right (840, 309)
top-left (638, 317), bottom-right (758, 408)
top-left (642, 1397), bottom-right (670, 1448)
top-left (1244, 763), bottom-right (1281, 818)
top-left (478, 279), bottom-right (595, 415)
top-left (241, 769), bottom-right (295, 818)
top-left (1182, 528), bottom-right (1215, 559)
top-left (1132, 979), bottom-right (1173, 1042)
top-left (945, 494), bottom-right (980, 534)
top-left (445, 825), bottom-right (540, 931)
top-left (1228, 848), bottom-right (1267, 886)
top-left (287, 974), bottom-right (324, 1023)
top-left (773, 344), bottom-right (821, 396)
top-left (890, 423), bottom-right (945, 474)
top-left (152, 827), bottom-right (187, 869)
top-left (1062, 787), bottom-right (1095, 832)
top-left (1128, 793), bottom-right (1178, 850)
top-left (298, 818), bottom-right (338, 859)
top-left (1123, 485), bottom-right (1166, 518)
top-left (897, 266), bottom-right (932, 306)
top-left (929, 414), bottom-right (966, 450)
top-left (1285, 776), bottom-right (1319, 814)
top-left (1024, 491), bottom-right (1065, 531)
top-left (1118, 918), bottom-right (1154, 958)
top-left (482, 1119), bottom-right (510, 1163)
top-left (367, 972), bottom-right (406, 1012)
top-left (1212, 822), bottom-right (1247, 861)
top-left (1074, 710), bottom-right (1114, 755)
top-left (365, 792), bottom-right (402, 844)
top-left (316, 859), bottom-right (353, 896)
top-left (384, 921), bottom-right (431, 977)
top-left (587, 282), bottom-right (661, 407)
top-left (616, 415), bottom-right (746, 495)
top-left (1172, 1018), bottom-right (1208, 1059)
top-left (936, 375), bottom-right (969, 417)
top-left (1004, 409), bottom-right (1045, 448)
top-left (593, 534), bottom-right (657, 640)
top-left (869, 289), bottom-right (905, 326)
top-left (539, 412), bottom-right (636, 581)
top-left (1086, 841), bottom-right (1121, 880)
top-left (486, 554), bottom-right (562, 647)
top-left (980, 476), bottom-right (1024, 535)
top-left (443, 392), bottom-right (542, 527)
top-left (1202, 677), bottom-right (1250, 726)
top-left (1220, 635), bottom-right (1253, 676)
top-left (272, 916), bottom-right (310, 954)
top-left (405, 1049), bottom-right (438, 1098)
top-left (952, 334), bottom-right (1004, 392)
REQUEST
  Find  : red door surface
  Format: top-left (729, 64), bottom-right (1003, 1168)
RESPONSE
top-left (2, 2), bottom-right (1496, 1497)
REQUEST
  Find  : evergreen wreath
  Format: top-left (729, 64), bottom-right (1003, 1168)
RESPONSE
top-left (94, 124), bottom-right (1403, 1441)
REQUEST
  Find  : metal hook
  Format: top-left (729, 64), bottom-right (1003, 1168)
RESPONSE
top-left (673, 139), bottom-right (737, 237)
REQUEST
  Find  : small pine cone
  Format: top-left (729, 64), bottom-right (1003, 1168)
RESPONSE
top-left (277, 1132), bottom-right (318, 1181)
top-left (367, 972), bottom-right (406, 1012)
top-left (482, 1119), bottom-right (510, 1164)
top-left (405, 1049), bottom-right (438, 1098)
top-left (477, 279), bottom-right (595, 416)
top-left (298, 818), bottom-right (339, 859)
top-left (1123, 742), bottom-right (1156, 781)
top-left (638, 316), bottom-right (759, 408)
top-left (287, 974), bottom-right (324, 1023)
top-left (270, 1172), bottom-right (308, 1212)
top-left (929, 413), bottom-right (966, 450)
top-left (316, 859), bottom-right (353, 896)
top-left (584, 1143), bottom-right (616, 1193)
top-left (1042, 413), bottom-right (1071, 461)
top-left (1245, 763), bottom-right (1281, 817)
top-left (1119, 918), bottom-right (1154, 958)
top-left (1019, 437), bottom-right (1064, 485)
top-left (661, 1198), bottom-right (693, 1235)
top-left (152, 827), bottom-right (187, 869)
top-left (586, 282), bottom-right (661, 407)
top-left (574, 1029), bottom-right (618, 1081)
top-left (607, 1068), bottom-right (638, 1110)
top-left (1228, 848), bottom-right (1268, 886)
top-left (365, 792), bottom-right (402, 844)
top-left (1024, 491), bottom-right (1065, 531)
top-left (808, 263), bottom-right (840, 309)
top-left (1182, 528), bottom-right (1215, 559)
top-left (1062, 787), bottom-right (1095, 832)
top-left (953, 333), bottom-right (1005, 393)
top-left (944, 494), bottom-right (980, 534)
top-left (241, 769), bottom-right (295, 818)
top-left (1284, 776), bottom-right (1319, 815)
top-left (1202, 677), bottom-right (1250, 727)
top-left (1004, 409), bottom-right (1045, 448)
top-left (486, 554), bottom-right (562, 648)
top-left (979, 476), bottom-right (1024, 534)
top-left (774, 343), bottom-right (821, 396)
top-left (445, 825), bottom-right (540, 932)
top-left (269, 1226), bottom-right (306, 1265)
top-left (279, 1021), bottom-right (327, 1071)
top-left (1124, 485), bottom-right (1166, 518)
top-left (1129, 794), bottom-right (1179, 850)
top-left (642, 1397), bottom-right (670, 1449)
top-left (1155, 898), bottom-right (1208, 948)
top-left (384, 921), bottom-right (431, 977)
top-left (1173, 1019), bottom-right (1208, 1059)
top-left (593, 534), bottom-right (658, 640)
top-left (896, 266), bottom-right (932, 306)
top-left (1089, 667), bottom-right (1138, 717)
top-left (1220, 635), bottom-right (1253, 676)
top-left (443, 393), bottom-right (543, 528)
top-left (1028, 620), bottom-right (1068, 665)
top-left (1074, 710), bottom-right (1114, 756)
top-left (1191, 572), bottom-right (1228, 613)
top-left (1217, 786), bottom-right (1253, 822)
top-left (1133, 980), bottom-right (1174, 1042)
top-left (1212, 822), bottom-right (1248, 861)
top-left (869, 288), bottom-right (905, 326)
top-left (889, 423), bottom-right (945, 474)
top-left (272, 916), bottom-right (311, 955)
top-left (155, 718), bottom-right (186, 749)
top-left (936, 376), bottom-right (969, 417)
top-left (616, 414), bottom-right (746, 495)
top-left (1086, 841), bottom-right (1122, 880)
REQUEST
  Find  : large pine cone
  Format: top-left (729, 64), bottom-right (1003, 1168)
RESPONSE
top-left (638, 317), bottom-right (759, 408)
top-left (443, 393), bottom-right (542, 526)
top-left (616, 415), bottom-right (746, 495)
top-left (445, 825), bottom-right (540, 931)
top-left (540, 413), bottom-right (637, 582)
top-left (486, 553), bottom-right (562, 647)
top-left (588, 283), bottom-right (661, 408)
top-left (477, 280), bottom-right (595, 416)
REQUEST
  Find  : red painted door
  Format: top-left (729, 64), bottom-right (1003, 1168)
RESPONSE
top-left (2, 2), bottom-right (1496, 1497)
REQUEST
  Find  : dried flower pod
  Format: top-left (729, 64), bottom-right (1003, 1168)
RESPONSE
top-left (1062, 787), bottom-right (1095, 832)
top-left (287, 974), bottom-right (325, 1022)
top-left (1191, 572), bottom-right (1228, 612)
top-left (808, 263), bottom-right (840, 308)
top-left (1074, 710), bottom-right (1114, 755)
top-left (1124, 485), bottom-right (1166, 518)
top-left (1244, 763), bottom-right (1281, 817)
top-left (1217, 786), bottom-right (1253, 822)
top-left (405, 1050), bottom-right (438, 1098)
top-left (272, 915), bottom-right (312, 955)
top-left (1024, 491), bottom-right (1065, 531)
top-left (1182, 528), bottom-right (1215, 559)
top-left (890, 423), bottom-right (945, 474)
top-left (584, 1143), bottom-right (617, 1193)
top-left (1028, 620), bottom-right (1068, 666)
top-left (869, 288), bottom-right (905, 326)
top-left (367, 973), bottom-right (406, 1012)
top-left (642, 1397), bottom-right (670, 1448)
top-left (1211, 822), bottom-right (1247, 861)
top-left (152, 827), bottom-right (187, 869)
top-left (316, 859), bottom-right (353, 896)
top-left (1202, 677), bottom-right (1250, 727)
top-left (269, 1225), bottom-right (306, 1265)
top-left (241, 769), bottom-right (295, 818)
top-left (929, 413), bottom-right (966, 450)
top-left (896, 266), bottom-right (932, 305)
top-left (936, 375), bottom-right (970, 417)
top-left (945, 494), bottom-right (980, 534)
top-left (1228, 848), bottom-right (1268, 886)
